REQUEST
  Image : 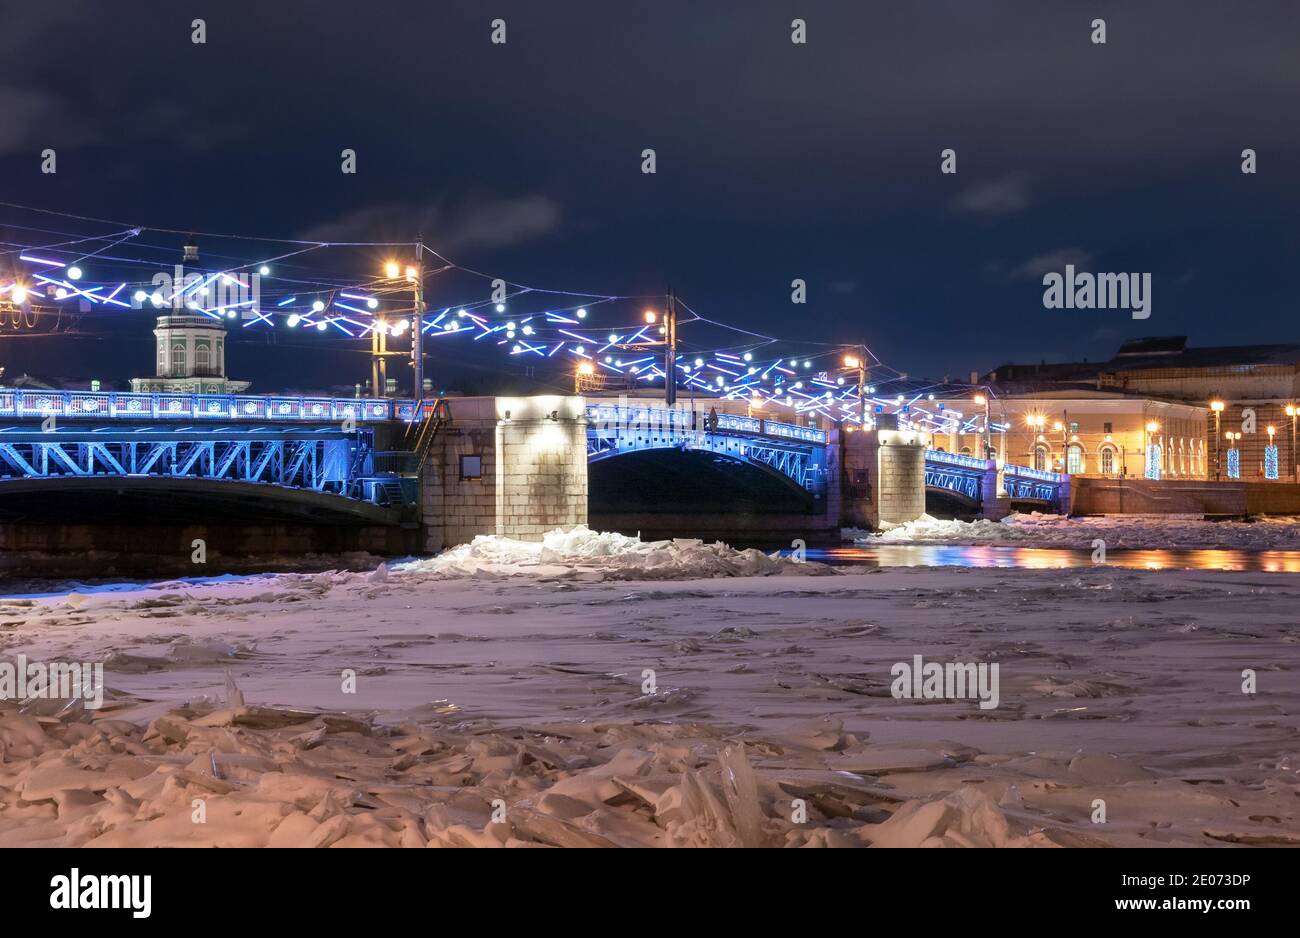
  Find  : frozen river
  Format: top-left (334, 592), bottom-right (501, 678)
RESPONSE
top-left (0, 525), bottom-right (1296, 847)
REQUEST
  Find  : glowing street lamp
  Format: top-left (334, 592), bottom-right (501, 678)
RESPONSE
top-left (841, 348), bottom-right (867, 426)
top-left (1210, 399), bottom-right (1225, 480)
top-left (380, 254), bottom-right (426, 397)
top-left (973, 393), bottom-right (992, 459)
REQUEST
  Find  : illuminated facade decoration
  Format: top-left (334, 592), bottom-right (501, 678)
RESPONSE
top-left (1145, 443), bottom-right (1162, 480)
top-left (1265, 445), bottom-right (1279, 480)
top-left (1227, 447), bottom-right (1241, 479)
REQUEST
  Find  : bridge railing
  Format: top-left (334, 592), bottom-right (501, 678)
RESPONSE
top-left (584, 404), bottom-right (827, 445)
top-left (0, 389), bottom-right (423, 423)
top-left (925, 449), bottom-right (989, 470)
top-left (1003, 463), bottom-right (1064, 483)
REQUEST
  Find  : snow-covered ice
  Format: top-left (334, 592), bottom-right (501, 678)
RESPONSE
top-left (0, 526), bottom-right (1297, 847)
top-left (393, 525), bottom-right (835, 581)
top-left (860, 512), bottom-right (1300, 551)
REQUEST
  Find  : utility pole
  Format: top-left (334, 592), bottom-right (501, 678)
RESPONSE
top-left (664, 288), bottom-right (677, 406)
top-left (371, 322), bottom-right (387, 397)
top-left (412, 241), bottom-right (425, 399)
top-left (857, 345), bottom-right (867, 428)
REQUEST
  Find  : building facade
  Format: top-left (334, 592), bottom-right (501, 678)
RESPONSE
top-left (130, 315), bottom-right (251, 394)
top-left (986, 336), bottom-right (1300, 481)
top-left (930, 391), bottom-right (1208, 480)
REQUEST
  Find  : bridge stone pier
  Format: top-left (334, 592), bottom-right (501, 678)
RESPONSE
top-left (420, 395), bottom-right (588, 552)
top-left (840, 417), bottom-right (933, 530)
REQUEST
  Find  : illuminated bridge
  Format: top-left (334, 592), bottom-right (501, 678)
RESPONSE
top-left (924, 447), bottom-right (1065, 509)
top-left (585, 402), bottom-right (828, 490)
top-left (0, 388), bottom-right (1063, 538)
top-left (0, 388), bottom-right (428, 524)
top-left (583, 401), bottom-right (832, 536)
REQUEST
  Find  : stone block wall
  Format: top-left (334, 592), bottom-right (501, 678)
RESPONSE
top-left (422, 395), bottom-right (588, 552)
top-left (876, 431), bottom-right (929, 524)
top-left (494, 395), bottom-right (588, 540)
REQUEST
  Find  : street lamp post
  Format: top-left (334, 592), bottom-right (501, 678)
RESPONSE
top-left (411, 243), bottom-right (425, 400)
top-left (1210, 399), bottom-right (1225, 481)
top-left (974, 393), bottom-right (991, 459)
top-left (380, 255), bottom-right (424, 398)
top-left (844, 350), bottom-right (868, 428)
top-left (1026, 413), bottom-right (1045, 467)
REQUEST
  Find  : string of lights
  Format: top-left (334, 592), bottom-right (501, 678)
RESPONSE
top-left (0, 201), bottom-right (995, 431)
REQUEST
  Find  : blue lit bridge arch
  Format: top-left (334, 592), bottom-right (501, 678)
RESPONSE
top-left (0, 388), bottom-right (427, 513)
top-left (585, 403), bottom-right (828, 495)
top-left (924, 448), bottom-right (1065, 507)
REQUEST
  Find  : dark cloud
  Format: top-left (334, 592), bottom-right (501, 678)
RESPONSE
top-left (299, 195), bottom-right (562, 253)
top-left (952, 176), bottom-right (1031, 216)
top-left (1008, 248), bottom-right (1094, 281)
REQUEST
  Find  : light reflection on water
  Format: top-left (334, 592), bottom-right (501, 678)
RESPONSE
top-left (804, 545), bottom-right (1300, 573)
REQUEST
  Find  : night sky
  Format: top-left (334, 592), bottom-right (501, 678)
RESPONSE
top-left (2, 0), bottom-right (1298, 394)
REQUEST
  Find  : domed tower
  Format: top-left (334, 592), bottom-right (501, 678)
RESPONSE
top-left (129, 237), bottom-right (251, 394)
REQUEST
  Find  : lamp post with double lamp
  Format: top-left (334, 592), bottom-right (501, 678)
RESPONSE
top-left (1052, 418), bottom-right (1069, 473)
top-left (1210, 399), bottom-right (1225, 480)
top-left (381, 257), bottom-right (424, 398)
top-left (1286, 404), bottom-right (1298, 481)
top-left (1026, 413), bottom-right (1046, 468)
top-left (973, 393), bottom-right (992, 459)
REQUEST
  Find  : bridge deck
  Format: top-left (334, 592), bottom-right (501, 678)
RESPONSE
top-left (0, 389), bottom-right (423, 423)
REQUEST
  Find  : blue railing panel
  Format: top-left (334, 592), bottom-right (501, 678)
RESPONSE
top-left (0, 389), bottom-right (416, 423)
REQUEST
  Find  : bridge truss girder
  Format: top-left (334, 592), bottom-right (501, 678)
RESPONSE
top-left (587, 428), bottom-right (825, 494)
top-left (1002, 476), bottom-right (1060, 501)
top-left (0, 438), bottom-right (348, 493)
top-left (924, 467), bottom-right (983, 501)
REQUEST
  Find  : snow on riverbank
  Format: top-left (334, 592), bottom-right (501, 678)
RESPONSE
top-left (393, 525), bottom-right (835, 581)
top-left (857, 513), bottom-right (1300, 551)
